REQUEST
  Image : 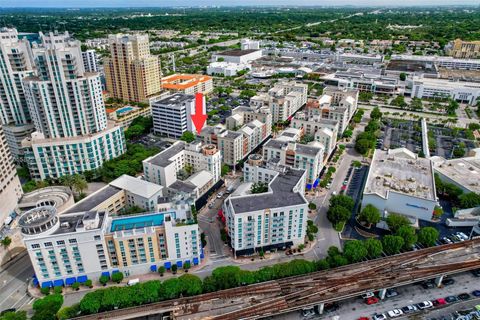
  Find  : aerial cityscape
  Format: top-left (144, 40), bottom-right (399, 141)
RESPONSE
top-left (1, 2), bottom-right (480, 320)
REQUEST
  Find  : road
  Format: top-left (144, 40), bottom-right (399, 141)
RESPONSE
top-left (275, 271), bottom-right (480, 319)
top-left (0, 252), bottom-right (34, 312)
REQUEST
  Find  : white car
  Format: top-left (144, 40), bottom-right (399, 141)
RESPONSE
top-left (216, 192), bottom-right (224, 199)
top-left (387, 309), bottom-right (403, 318)
top-left (362, 292), bottom-right (375, 299)
top-left (373, 314), bottom-right (387, 320)
top-left (401, 305), bottom-right (418, 313)
top-left (457, 232), bottom-right (469, 241)
top-left (417, 301), bottom-right (433, 309)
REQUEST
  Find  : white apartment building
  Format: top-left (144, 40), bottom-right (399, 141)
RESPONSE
top-left (250, 81), bottom-right (308, 123)
top-left (263, 139), bottom-right (324, 188)
top-left (291, 114), bottom-right (339, 158)
top-left (21, 31), bottom-right (126, 180)
top-left (0, 27), bottom-right (36, 159)
top-left (151, 93), bottom-right (198, 138)
top-left (409, 76), bottom-right (480, 105)
top-left (362, 148), bottom-right (438, 222)
top-left (143, 141), bottom-right (221, 199)
top-left (82, 49), bottom-right (98, 72)
top-left (0, 125), bottom-right (23, 223)
top-left (240, 39), bottom-right (261, 50)
top-left (212, 49), bottom-right (262, 64)
top-left (223, 159), bottom-right (308, 256)
top-left (226, 105), bottom-right (272, 137)
top-left (21, 206), bottom-right (202, 288)
top-left (207, 61), bottom-right (251, 77)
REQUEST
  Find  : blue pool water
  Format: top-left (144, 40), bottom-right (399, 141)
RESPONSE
top-left (116, 106), bottom-right (134, 115)
top-left (110, 212), bottom-right (176, 232)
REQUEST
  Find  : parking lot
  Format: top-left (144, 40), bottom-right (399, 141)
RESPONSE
top-left (275, 271), bottom-right (480, 320)
top-left (427, 125), bottom-right (477, 159)
top-left (379, 118), bottom-right (423, 154)
top-left (206, 96), bottom-right (249, 125)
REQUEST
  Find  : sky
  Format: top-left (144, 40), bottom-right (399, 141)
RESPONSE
top-left (1, 0), bottom-right (479, 7)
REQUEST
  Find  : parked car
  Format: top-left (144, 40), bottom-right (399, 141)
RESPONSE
top-left (385, 288), bottom-right (399, 298)
top-left (216, 192), bottom-right (224, 198)
top-left (358, 318), bottom-right (370, 320)
top-left (401, 305), bottom-right (418, 314)
top-left (458, 293), bottom-right (471, 301)
top-left (472, 290), bottom-right (480, 297)
top-left (301, 309), bottom-right (315, 318)
top-left (440, 237), bottom-right (453, 244)
top-left (387, 309), bottom-right (403, 318)
top-left (365, 297), bottom-right (379, 305)
top-left (324, 303), bottom-right (340, 313)
top-left (417, 301), bottom-right (433, 309)
top-left (445, 295), bottom-right (459, 303)
top-left (208, 203), bottom-right (214, 209)
top-left (362, 292), bottom-right (375, 299)
top-left (471, 269), bottom-right (480, 277)
top-left (442, 277), bottom-right (455, 286)
top-left (456, 232), bottom-right (469, 241)
top-left (372, 314), bottom-right (387, 320)
top-left (421, 280), bottom-right (435, 289)
top-left (432, 298), bottom-right (446, 306)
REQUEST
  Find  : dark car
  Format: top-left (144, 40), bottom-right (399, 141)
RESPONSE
top-left (421, 280), bottom-right (435, 289)
top-left (445, 296), bottom-right (458, 303)
top-left (458, 293), bottom-right (471, 301)
top-left (324, 302), bottom-right (340, 313)
top-left (472, 290), bottom-right (480, 297)
top-left (442, 278), bottom-right (455, 286)
top-left (472, 269), bottom-right (480, 277)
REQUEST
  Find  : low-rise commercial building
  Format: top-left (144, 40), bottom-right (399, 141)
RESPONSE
top-left (446, 39), bottom-right (480, 59)
top-left (263, 139), bottom-right (324, 188)
top-left (212, 49), bottom-right (262, 64)
top-left (207, 62), bottom-right (251, 77)
top-left (408, 76), bottom-right (480, 105)
top-left (161, 74), bottom-right (213, 95)
top-left (362, 148), bottom-right (438, 222)
top-left (322, 69), bottom-right (402, 95)
top-left (223, 157), bottom-right (308, 256)
top-left (21, 206), bottom-right (202, 288)
top-left (391, 54), bottom-right (480, 71)
top-left (107, 105), bottom-right (151, 130)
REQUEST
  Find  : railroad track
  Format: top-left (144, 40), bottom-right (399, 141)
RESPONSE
top-left (75, 239), bottom-right (480, 320)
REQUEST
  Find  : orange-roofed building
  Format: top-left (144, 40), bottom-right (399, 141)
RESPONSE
top-left (161, 74), bottom-right (213, 95)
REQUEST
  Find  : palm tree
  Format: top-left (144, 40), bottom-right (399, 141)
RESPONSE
top-left (72, 175), bottom-right (88, 195)
top-left (59, 174), bottom-right (75, 192)
top-left (1, 236), bottom-right (12, 260)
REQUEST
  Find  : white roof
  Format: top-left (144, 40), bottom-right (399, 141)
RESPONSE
top-left (186, 170), bottom-right (214, 188)
top-left (110, 175), bottom-right (163, 198)
top-left (319, 95), bottom-right (332, 105)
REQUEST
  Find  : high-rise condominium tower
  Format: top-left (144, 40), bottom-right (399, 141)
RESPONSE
top-left (0, 27), bottom-right (35, 159)
top-left (22, 31), bottom-right (126, 180)
top-left (104, 34), bottom-right (162, 103)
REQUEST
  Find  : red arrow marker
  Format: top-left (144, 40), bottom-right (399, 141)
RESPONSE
top-left (191, 92), bottom-right (207, 133)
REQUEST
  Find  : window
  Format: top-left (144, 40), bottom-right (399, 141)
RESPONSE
top-left (56, 240), bottom-right (65, 245)
top-left (44, 242), bottom-right (53, 247)
top-left (94, 235), bottom-right (101, 241)
top-left (68, 239), bottom-right (77, 244)
top-left (31, 244), bottom-right (40, 249)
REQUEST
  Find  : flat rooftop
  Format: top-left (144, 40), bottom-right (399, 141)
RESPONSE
top-left (217, 49), bottom-right (260, 57)
top-left (54, 211), bottom-right (105, 235)
top-left (431, 155), bottom-right (480, 194)
top-left (143, 141), bottom-right (186, 168)
top-left (264, 139), bottom-right (322, 157)
top-left (364, 148), bottom-right (436, 201)
top-left (154, 93), bottom-right (194, 105)
top-left (110, 174), bottom-right (163, 198)
top-left (64, 185), bottom-right (122, 214)
top-left (229, 168), bottom-right (307, 214)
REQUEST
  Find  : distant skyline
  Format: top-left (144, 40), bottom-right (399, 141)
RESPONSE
top-left (1, 0), bottom-right (479, 8)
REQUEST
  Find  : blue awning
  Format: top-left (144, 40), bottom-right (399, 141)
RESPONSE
top-left (306, 183), bottom-right (312, 190)
top-left (41, 281), bottom-right (53, 288)
top-left (77, 275), bottom-right (88, 283)
top-left (112, 269), bottom-right (120, 274)
top-left (53, 279), bottom-right (64, 287)
top-left (65, 277), bottom-right (76, 285)
top-left (184, 260), bottom-right (190, 265)
top-left (176, 261), bottom-right (183, 267)
top-left (101, 271), bottom-right (110, 277)
top-left (313, 178), bottom-right (320, 188)
top-left (33, 278), bottom-right (39, 286)
top-left (164, 262), bottom-right (171, 269)
top-left (150, 265), bottom-right (157, 272)
top-left (200, 252), bottom-right (204, 259)
top-left (193, 257), bottom-right (199, 265)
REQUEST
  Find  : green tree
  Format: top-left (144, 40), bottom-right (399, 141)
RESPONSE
top-left (308, 202), bottom-right (317, 210)
top-left (329, 194), bottom-right (355, 211)
top-left (221, 164), bottom-right (231, 176)
top-left (71, 282), bottom-right (80, 291)
top-left (382, 235), bottom-right (405, 255)
top-left (0, 311), bottom-right (27, 320)
top-left (327, 205), bottom-right (351, 224)
top-left (395, 225), bottom-right (418, 250)
top-left (158, 266), bottom-right (166, 276)
top-left (386, 213), bottom-right (411, 233)
top-left (250, 182), bottom-right (268, 194)
top-left (399, 72), bottom-right (406, 81)
top-left (1, 236), bottom-right (12, 260)
top-left (32, 293), bottom-right (64, 320)
top-left (177, 274), bottom-right (202, 296)
top-left (59, 174), bottom-right (75, 191)
top-left (56, 304), bottom-right (80, 320)
top-left (99, 275), bottom-right (109, 286)
top-left (370, 107), bottom-right (382, 120)
top-left (111, 272), bottom-right (124, 283)
top-left (459, 192), bottom-right (480, 208)
top-left (183, 261), bottom-right (191, 272)
top-left (359, 204), bottom-right (381, 226)
top-left (171, 264), bottom-right (178, 274)
top-left (179, 131), bottom-right (196, 143)
top-left (355, 138), bottom-right (372, 155)
top-left (364, 238), bottom-right (383, 258)
top-left (85, 279), bottom-right (93, 288)
top-left (417, 227), bottom-right (439, 247)
top-left (72, 174), bottom-right (88, 195)
top-left (343, 240), bottom-right (368, 263)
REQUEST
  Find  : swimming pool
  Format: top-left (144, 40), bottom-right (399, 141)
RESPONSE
top-left (116, 106), bottom-right (134, 115)
top-left (110, 212), bottom-right (176, 232)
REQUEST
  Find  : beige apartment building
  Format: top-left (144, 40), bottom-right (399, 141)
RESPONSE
top-left (447, 39), bottom-right (480, 59)
top-left (104, 34), bottom-right (162, 103)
